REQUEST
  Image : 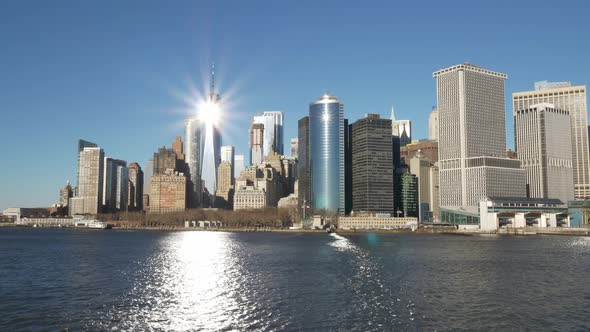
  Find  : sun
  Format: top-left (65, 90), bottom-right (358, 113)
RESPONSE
top-left (198, 100), bottom-right (221, 126)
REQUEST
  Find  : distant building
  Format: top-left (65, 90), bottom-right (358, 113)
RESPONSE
top-left (400, 139), bottom-right (438, 165)
top-left (115, 162), bottom-right (129, 212)
top-left (250, 123), bottom-right (264, 166)
top-left (220, 146), bottom-right (235, 184)
top-left (71, 146), bottom-right (104, 215)
top-left (290, 138), bottom-right (298, 159)
top-left (172, 136), bottom-right (184, 161)
top-left (149, 169), bottom-right (186, 213)
top-left (434, 63), bottom-right (526, 208)
top-left (394, 171), bottom-right (418, 218)
top-left (215, 161), bottom-right (234, 209)
top-left (153, 147), bottom-right (177, 176)
top-left (128, 162), bottom-right (143, 211)
top-left (514, 103), bottom-right (574, 203)
top-left (234, 154), bottom-right (245, 180)
top-left (568, 200), bottom-right (590, 227)
top-left (76, 139), bottom-right (98, 193)
top-left (234, 165), bottom-right (280, 210)
top-left (409, 156), bottom-right (438, 222)
top-left (102, 158), bottom-right (126, 213)
top-left (513, 81), bottom-right (589, 199)
top-left (297, 116), bottom-right (311, 210)
top-left (339, 215), bottom-right (418, 230)
top-left (184, 118), bottom-right (202, 208)
top-left (390, 107), bottom-right (411, 147)
top-left (252, 111), bottom-right (284, 156)
top-left (351, 114), bottom-right (394, 213)
top-left (59, 181), bottom-right (73, 207)
top-left (506, 149), bottom-right (517, 159)
top-left (428, 106), bottom-right (438, 141)
top-left (143, 159), bottom-right (154, 211)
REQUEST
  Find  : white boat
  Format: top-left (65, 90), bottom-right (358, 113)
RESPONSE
top-left (74, 220), bottom-right (109, 229)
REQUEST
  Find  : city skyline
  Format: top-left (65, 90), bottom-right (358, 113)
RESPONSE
top-left (2, 1), bottom-right (590, 210)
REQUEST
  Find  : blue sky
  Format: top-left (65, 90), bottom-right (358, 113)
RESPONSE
top-left (1, 0), bottom-right (589, 210)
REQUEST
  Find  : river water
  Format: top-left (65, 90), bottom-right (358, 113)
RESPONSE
top-left (1, 228), bottom-right (589, 331)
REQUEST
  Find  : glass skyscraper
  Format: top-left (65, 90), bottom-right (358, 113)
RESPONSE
top-left (309, 94), bottom-right (345, 214)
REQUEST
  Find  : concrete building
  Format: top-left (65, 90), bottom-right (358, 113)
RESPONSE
top-left (215, 161), bottom-right (233, 209)
top-left (307, 94), bottom-right (345, 214)
top-left (128, 162), bottom-right (143, 211)
top-left (233, 186), bottom-right (267, 210)
top-left (434, 63), bottom-right (526, 209)
top-left (252, 111), bottom-right (284, 156)
top-left (290, 138), bottom-right (298, 159)
top-left (233, 165), bottom-right (280, 210)
top-left (429, 106), bottom-right (438, 141)
top-left (220, 146), bottom-right (235, 184)
top-left (234, 154), bottom-right (245, 180)
top-left (514, 103), bottom-right (574, 203)
top-left (249, 123), bottom-right (264, 166)
top-left (184, 118), bottom-right (202, 208)
top-left (409, 156), bottom-right (438, 222)
top-left (400, 139), bottom-right (438, 165)
top-left (513, 82), bottom-right (589, 199)
top-left (149, 169), bottom-right (186, 213)
top-left (71, 147), bottom-right (104, 215)
top-left (351, 114), bottom-right (394, 213)
top-left (172, 136), bottom-right (184, 161)
top-left (339, 215), bottom-right (418, 230)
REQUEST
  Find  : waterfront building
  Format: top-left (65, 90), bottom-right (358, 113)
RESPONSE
top-left (441, 197), bottom-right (569, 230)
top-left (128, 162), bottom-right (143, 211)
top-left (394, 171), bottom-right (418, 218)
top-left (400, 139), bottom-right (438, 165)
top-left (429, 106), bottom-right (438, 141)
top-left (290, 138), bottom-right (298, 159)
top-left (184, 118), bottom-right (202, 208)
top-left (568, 200), bottom-right (590, 227)
top-left (297, 116), bottom-right (311, 210)
top-left (252, 111), bottom-right (284, 156)
top-left (514, 103), bottom-right (574, 203)
top-left (153, 147), bottom-right (177, 175)
top-left (149, 169), bottom-right (186, 213)
top-left (513, 81), bottom-right (589, 199)
top-left (71, 146), bottom-right (104, 215)
top-left (234, 154), bottom-right (245, 180)
top-left (433, 63), bottom-right (526, 208)
top-left (215, 161), bottom-right (233, 209)
top-left (59, 181), bottom-right (73, 207)
top-left (249, 123), bottom-right (264, 166)
top-left (350, 114), bottom-right (394, 213)
top-left (338, 214), bottom-right (418, 230)
top-left (307, 94), bottom-right (345, 214)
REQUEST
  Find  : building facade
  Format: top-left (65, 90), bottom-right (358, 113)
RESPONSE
top-left (72, 147), bottom-right (104, 215)
top-left (400, 139), bottom-right (438, 165)
top-left (128, 162), bottom-right (143, 211)
top-left (350, 114), bottom-right (394, 213)
top-left (434, 63), bottom-right (526, 208)
top-left (216, 161), bottom-right (233, 208)
top-left (394, 171), bottom-right (418, 218)
top-left (429, 106), bottom-right (438, 141)
top-left (149, 170), bottom-right (186, 213)
top-left (249, 123), bottom-right (264, 166)
top-left (153, 147), bottom-right (177, 175)
top-left (220, 145), bottom-right (235, 184)
top-left (234, 154), bottom-right (245, 180)
top-left (309, 94), bottom-right (345, 214)
top-left (297, 116), bottom-right (311, 210)
top-left (253, 111), bottom-right (284, 156)
top-left (184, 118), bottom-right (202, 208)
top-left (513, 82), bottom-right (589, 199)
top-left (514, 103), bottom-right (574, 203)
top-left (290, 138), bottom-right (298, 159)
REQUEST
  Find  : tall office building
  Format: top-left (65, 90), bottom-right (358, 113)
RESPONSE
top-left (153, 147), bottom-right (177, 175)
top-left (390, 108), bottom-right (412, 147)
top-left (200, 65), bottom-right (222, 203)
top-left (429, 106), bottom-right (438, 141)
top-left (59, 181), bottom-right (73, 207)
top-left (434, 63), bottom-right (526, 208)
top-left (76, 139), bottom-right (97, 193)
top-left (290, 138), bottom-right (298, 159)
top-left (253, 111), bottom-right (284, 156)
top-left (298, 117), bottom-right (311, 209)
top-left (351, 114), bottom-right (394, 213)
top-left (73, 147), bottom-right (104, 215)
top-left (394, 171), bottom-right (418, 218)
top-left (307, 94), bottom-right (345, 214)
top-left (409, 156), bottom-right (437, 222)
top-left (144, 158), bottom-right (154, 210)
top-left (102, 158), bottom-right (127, 212)
top-left (185, 118), bottom-right (202, 208)
top-left (115, 162), bottom-right (129, 212)
top-left (250, 123), bottom-right (264, 166)
top-left (514, 103), bottom-right (574, 203)
top-left (513, 81), bottom-right (589, 199)
top-left (234, 154), bottom-right (245, 180)
top-left (128, 162), bottom-right (143, 211)
top-left (216, 161), bottom-right (234, 208)
top-left (221, 145), bottom-right (235, 182)
top-left (172, 136), bottom-right (184, 161)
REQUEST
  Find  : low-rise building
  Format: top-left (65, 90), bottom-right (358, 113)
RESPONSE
top-left (568, 200), bottom-right (590, 227)
top-left (233, 186), bottom-right (266, 210)
top-left (338, 214), bottom-right (418, 230)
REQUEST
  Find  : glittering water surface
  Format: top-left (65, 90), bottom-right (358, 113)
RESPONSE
top-left (1, 229), bottom-right (590, 331)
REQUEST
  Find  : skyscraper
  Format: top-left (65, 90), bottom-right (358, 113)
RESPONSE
top-left (216, 161), bottom-right (233, 208)
top-left (153, 147), bottom-right (177, 175)
top-left (513, 82), bottom-right (589, 199)
top-left (250, 123), bottom-right (264, 165)
top-left (514, 103), bottom-right (574, 203)
top-left (234, 154), bottom-right (245, 179)
top-left (253, 111), bottom-right (284, 156)
top-left (184, 118), bottom-right (202, 208)
top-left (172, 136), bottom-right (184, 161)
top-left (76, 139), bottom-right (97, 193)
top-left (144, 158), bottom-right (154, 210)
top-left (115, 162), bottom-right (129, 212)
top-left (428, 106), bottom-right (438, 141)
top-left (128, 162), bottom-right (143, 211)
top-left (390, 108), bottom-right (412, 147)
top-left (308, 94), bottom-right (345, 214)
top-left (434, 63), bottom-right (525, 208)
top-left (73, 146), bottom-right (104, 215)
top-left (297, 116), bottom-right (311, 210)
top-left (221, 145), bottom-right (235, 185)
top-left (290, 138), bottom-right (298, 159)
top-left (102, 158), bottom-right (127, 212)
top-left (351, 114), bottom-right (394, 213)
top-left (200, 65), bottom-right (222, 203)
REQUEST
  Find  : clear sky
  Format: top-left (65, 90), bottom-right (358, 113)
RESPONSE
top-left (1, 0), bottom-right (589, 210)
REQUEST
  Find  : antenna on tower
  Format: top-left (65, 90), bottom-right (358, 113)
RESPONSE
top-left (209, 62), bottom-right (215, 101)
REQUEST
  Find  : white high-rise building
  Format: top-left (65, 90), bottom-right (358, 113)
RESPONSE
top-left (433, 63), bottom-right (526, 208)
top-left (514, 103), bottom-right (574, 203)
top-left (252, 111), bottom-right (284, 156)
top-left (513, 82), bottom-right (589, 199)
top-left (290, 138), bottom-right (298, 158)
top-left (389, 107), bottom-right (411, 146)
top-left (73, 147), bottom-right (104, 215)
top-left (428, 106), bottom-right (438, 141)
top-left (234, 154), bottom-right (245, 179)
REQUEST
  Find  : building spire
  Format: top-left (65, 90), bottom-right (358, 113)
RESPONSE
top-left (390, 105), bottom-right (396, 122)
top-left (209, 62), bottom-right (215, 101)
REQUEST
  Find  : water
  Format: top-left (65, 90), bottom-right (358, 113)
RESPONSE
top-left (1, 229), bottom-right (589, 331)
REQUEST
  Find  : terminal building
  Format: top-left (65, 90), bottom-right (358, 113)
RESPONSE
top-left (338, 213), bottom-right (418, 230)
top-left (440, 197), bottom-right (570, 230)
